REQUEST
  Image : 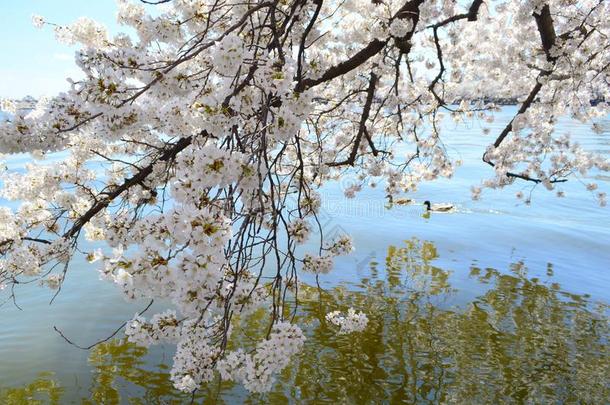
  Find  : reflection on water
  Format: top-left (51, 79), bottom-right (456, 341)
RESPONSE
top-left (0, 373), bottom-right (64, 405)
top-left (2, 239), bottom-right (607, 404)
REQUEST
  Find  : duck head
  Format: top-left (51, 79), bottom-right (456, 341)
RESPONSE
top-left (423, 200), bottom-right (431, 211)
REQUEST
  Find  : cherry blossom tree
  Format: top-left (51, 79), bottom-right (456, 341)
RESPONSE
top-left (0, 0), bottom-right (608, 394)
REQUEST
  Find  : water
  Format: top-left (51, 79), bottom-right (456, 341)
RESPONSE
top-left (0, 107), bottom-right (608, 403)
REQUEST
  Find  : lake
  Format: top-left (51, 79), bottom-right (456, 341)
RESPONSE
top-left (0, 106), bottom-right (608, 403)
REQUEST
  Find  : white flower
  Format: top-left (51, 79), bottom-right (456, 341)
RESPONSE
top-left (326, 308), bottom-right (368, 334)
top-left (288, 218), bottom-right (310, 244)
top-left (125, 311), bottom-right (180, 347)
top-left (327, 235), bottom-right (354, 256)
top-left (343, 184), bottom-right (361, 199)
top-left (43, 274), bottom-right (62, 290)
top-left (31, 15), bottom-right (45, 29)
top-left (0, 99), bottom-right (17, 114)
top-left (586, 183), bottom-right (598, 191)
top-left (471, 186), bottom-right (482, 200)
top-left (113, 268), bottom-right (133, 285)
top-left (591, 123), bottom-right (604, 134)
top-left (86, 248), bottom-right (103, 263)
top-left (389, 18), bottom-right (413, 38)
top-left (175, 374), bottom-right (198, 392)
top-left (302, 254), bottom-right (333, 274)
top-left (0, 207), bottom-right (23, 242)
top-left (598, 192), bottom-right (607, 207)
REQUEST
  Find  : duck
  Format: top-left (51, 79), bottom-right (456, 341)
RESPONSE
top-left (386, 195), bottom-right (415, 206)
top-left (394, 197), bottom-right (415, 206)
top-left (423, 200), bottom-right (454, 212)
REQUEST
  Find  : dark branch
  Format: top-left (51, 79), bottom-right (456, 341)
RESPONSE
top-left (54, 299), bottom-right (154, 350)
top-left (491, 81), bottom-right (543, 149)
top-left (64, 136), bottom-right (194, 239)
top-left (482, 3), bottom-right (565, 184)
top-left (533, 4), bottom-right (557, 62)
top-left (296, 0), bottom-right (426, 92)
top-left (296, 39), bottom-right (386, 92)
top-left (429, 0), bottom-right (484, 28)
top-left (327, 72), bottom-right (378, 167)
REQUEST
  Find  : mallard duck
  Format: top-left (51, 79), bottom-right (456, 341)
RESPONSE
top-left (423, 200), bottom-right (454, 212)
top-left (394, 197), bottom-right (415, 205)
top-left (386, 195), bottom-right (414, 206)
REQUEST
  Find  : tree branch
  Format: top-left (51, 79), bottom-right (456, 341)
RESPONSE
top-left (533, 4), bottom-right (557, 62)
top-left (296, 0), bottom-right (426, 92)
top-left (482, 3), bottom-right (564, 184)
top-left (327, 72), bottom-right (378, 167)
top-left (296, 39), bottom-right (386, 92)
top-left (64, 136), bottom-right (194, 239)
top-left (428, 0), bottom-right (484, 29)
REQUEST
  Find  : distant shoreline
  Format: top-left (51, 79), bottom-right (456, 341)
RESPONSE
top-left (3, 96), bottom-right (607, 113)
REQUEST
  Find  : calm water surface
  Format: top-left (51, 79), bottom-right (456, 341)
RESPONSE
top-left (0, 107), bottom-right (608, 403)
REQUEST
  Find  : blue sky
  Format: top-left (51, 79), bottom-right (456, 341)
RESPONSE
top-left (0, 0), bottom-right (120, 98)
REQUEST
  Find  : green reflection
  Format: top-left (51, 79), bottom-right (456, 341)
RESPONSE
top-left (0, 372), bottom-right (64, 405)
top-left (2, 238), bottom-right (608, 404)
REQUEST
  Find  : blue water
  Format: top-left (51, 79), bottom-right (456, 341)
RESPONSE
top-left (312, 107), bottom-right (610, 301)
top-left (0, 106), bottom-right (608, 398)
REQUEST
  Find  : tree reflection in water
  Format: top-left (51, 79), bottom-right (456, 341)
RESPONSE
top-left (2, 238), bottom-right (608, 404)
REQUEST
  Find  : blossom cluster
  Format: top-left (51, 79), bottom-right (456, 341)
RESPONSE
top-left (217, 322), bottom-right (306, 392)
top-left (326, 308), bottom-right (369, 334)
top-left (287, 218), bottom-right (311, 244)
